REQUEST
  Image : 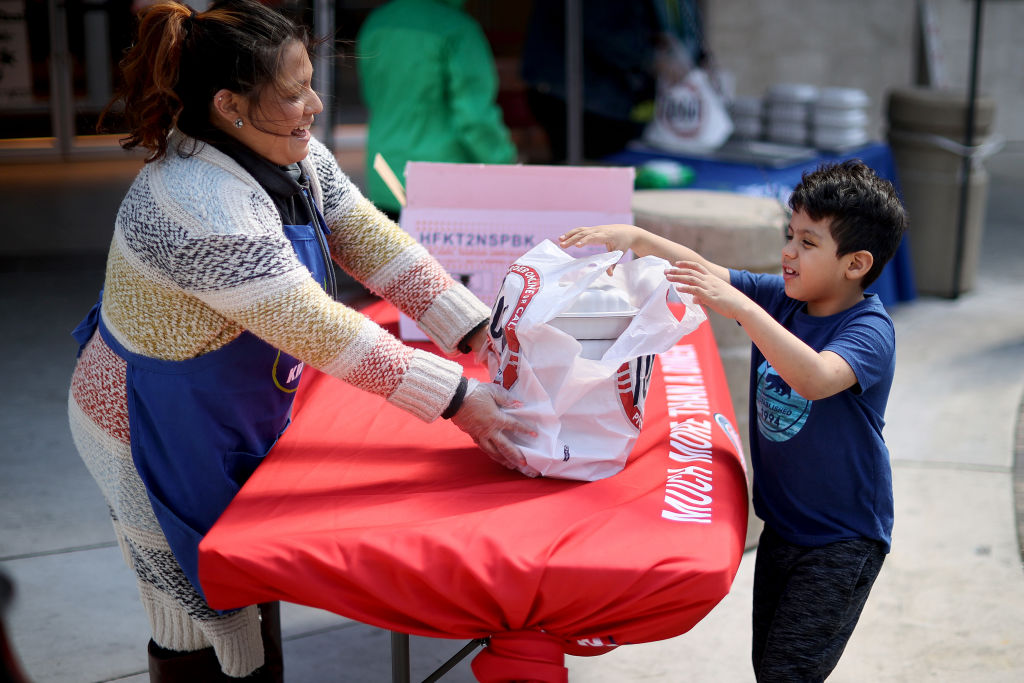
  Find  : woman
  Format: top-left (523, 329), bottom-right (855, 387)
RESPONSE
top-left (68, 1), bottom-right (533, 679)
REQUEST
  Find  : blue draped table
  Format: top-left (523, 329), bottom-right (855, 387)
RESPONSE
top-left (606, 141), bottom-right (916, 307)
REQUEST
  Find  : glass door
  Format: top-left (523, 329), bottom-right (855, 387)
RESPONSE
top-left (0, 1), bottom-right (340, 160)
top-left (0, 0), bottom-right (149, 158)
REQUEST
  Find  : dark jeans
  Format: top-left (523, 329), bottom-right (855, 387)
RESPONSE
top-left (752, 525), bottom-right (886, 682)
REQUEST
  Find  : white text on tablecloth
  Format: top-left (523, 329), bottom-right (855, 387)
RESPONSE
top-left (660, 344), bottom-right (714, 523)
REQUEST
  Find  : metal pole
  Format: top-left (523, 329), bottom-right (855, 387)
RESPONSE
top-left (565, 0), bottom-right (583, 164)
top-left (48, 0), bottom-right (74, 156)
top-left (951, 0), bottom-right (983, 298)
top-left (313, 0), bottom-right (335, 151)
top-left (390, 631), bottom-right (410, 683)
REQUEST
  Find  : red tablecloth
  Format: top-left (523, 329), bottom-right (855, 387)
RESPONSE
top-left (198, 301), bottom-right (748, 681)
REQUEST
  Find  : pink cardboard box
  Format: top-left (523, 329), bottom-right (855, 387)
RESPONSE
top-left (398, 162), bottom-right (635, 340)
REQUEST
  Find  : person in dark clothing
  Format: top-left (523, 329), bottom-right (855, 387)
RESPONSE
top-left (519, 0), bottom-right (662, 162)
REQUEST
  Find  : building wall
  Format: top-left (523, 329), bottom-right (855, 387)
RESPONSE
top-left (930, 0), bottom-right (1024, 143)
top-left (704, 0), bottom-right (1023, 144)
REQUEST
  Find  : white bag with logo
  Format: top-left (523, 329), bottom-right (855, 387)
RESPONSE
top-left (482, 240), bottom-right (706, 481)
top-left (642, 38), bottom-right (733, 155)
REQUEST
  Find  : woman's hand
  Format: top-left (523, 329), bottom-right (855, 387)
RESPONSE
top-left (466, 325), bottom-right (491, 358)
top-left (558, 224), bottom-right (641, 254)
top-left (451, 380), bottom-right (540, 477)
top-left (666, 260), bottom-right (749, 320)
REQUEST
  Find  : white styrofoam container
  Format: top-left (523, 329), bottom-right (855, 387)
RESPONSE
top-left (766, 101), bottom-right (811, 123)
top-left (548, 279), bottom-right (637, 343)
top-left (813, 126), bottom-right (870, 151)
top-left (817, 87), bottom-right (870, 109)
top-left (731, 114), bottom-right (763, 139)
top-left (767, 119), bottom-right (810, 145)
top-left (766, 82), bottom-right (819, 104)
top-left (563, 279), bottom-right (633, 313)
top-left (812, 107), bottom-right (869, 127)
top-left (548, 311), bottom-right (638, 341)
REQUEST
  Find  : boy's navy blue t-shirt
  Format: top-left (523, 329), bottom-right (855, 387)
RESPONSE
top-left (729, 270), bottom-right (895, 551)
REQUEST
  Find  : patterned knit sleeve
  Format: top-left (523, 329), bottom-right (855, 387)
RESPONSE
top-left (112, 152), bottom-right (462, 423)
top-left (198, 273), bottom-right (463, 423)
top-left (304, 139), bottom-right (490, 355)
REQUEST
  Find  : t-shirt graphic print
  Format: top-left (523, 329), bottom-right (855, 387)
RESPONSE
top-left (755, 360), bottom-right (810, 442)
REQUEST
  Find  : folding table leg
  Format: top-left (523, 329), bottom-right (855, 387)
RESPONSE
top-left (421, 639), bottom-right (486, 683)
top-left (390, 631), bottom-right (485, 683)
top-left (391, 631), bottom-right (410, 683)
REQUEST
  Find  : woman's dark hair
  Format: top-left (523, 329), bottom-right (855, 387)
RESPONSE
top-left (99, 0), bottom-right (315, 162)
top-left (788, 159), bottom-right (908, 288)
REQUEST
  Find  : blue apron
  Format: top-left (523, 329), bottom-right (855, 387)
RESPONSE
top-left (73, 213), bottom-right (333, 604)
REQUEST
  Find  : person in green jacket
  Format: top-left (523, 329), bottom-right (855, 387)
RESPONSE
top-left (357, 0), bottom-right (517, 217)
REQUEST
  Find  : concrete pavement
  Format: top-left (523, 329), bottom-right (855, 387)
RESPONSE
top-left (1, 151), bottom-right (1021, 682)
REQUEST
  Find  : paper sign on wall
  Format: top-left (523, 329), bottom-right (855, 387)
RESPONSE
top-left (398, 162), bottom-right (636, 341)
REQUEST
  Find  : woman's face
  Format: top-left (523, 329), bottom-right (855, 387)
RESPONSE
top-left (220, 41), bottom-right (323, 166)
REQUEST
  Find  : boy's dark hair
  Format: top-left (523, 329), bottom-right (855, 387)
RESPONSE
top-left (788, 160), bottom-right (908, 288)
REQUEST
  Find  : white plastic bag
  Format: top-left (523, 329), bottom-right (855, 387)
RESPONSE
top-left (482, 240), bottom-right (706, 481)
top-left (642, 37), bottom-right (733, 155)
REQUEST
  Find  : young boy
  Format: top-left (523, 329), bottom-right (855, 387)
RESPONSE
top-left (560, 160), bottom-right (908, 681)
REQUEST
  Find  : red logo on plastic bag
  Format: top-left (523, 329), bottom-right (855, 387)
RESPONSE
top-left (617, 355), bottom-right (655, 430)
top-left (491, 264), bottom-right (541, 390)
top-left (657, 81), bottom-right (703, 138)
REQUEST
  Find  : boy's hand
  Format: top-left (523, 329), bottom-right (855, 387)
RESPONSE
top-left (666, 261), bottom-right (748, 320)
top-left (559, 224), bottom-right (640, 254)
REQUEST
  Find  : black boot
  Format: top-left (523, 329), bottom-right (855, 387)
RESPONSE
top-left (257, 602), bottom-right (284, 683)
top-left (148, 602), bottom-right (284, 682)
top-left (147, 639), bottom-right (231, 682)
top-left (147, 602), bottom-right (283, 682)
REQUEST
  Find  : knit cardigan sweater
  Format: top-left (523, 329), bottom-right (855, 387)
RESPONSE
top-left (67, 132), bottom-right (488, 676)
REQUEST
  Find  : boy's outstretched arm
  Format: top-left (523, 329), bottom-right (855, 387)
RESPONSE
top-left (559, 224), bottom-right (730, 282)
top-left (667, 261), bottom-right (857, 401)
top-left (561, 225), bottom-right (854, 398)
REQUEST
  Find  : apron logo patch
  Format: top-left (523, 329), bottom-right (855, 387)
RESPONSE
top-left (272, 350), bottom-right (303, 393)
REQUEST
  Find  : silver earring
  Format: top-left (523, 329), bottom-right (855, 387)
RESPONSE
top-left (234, 118), bottom-right (244, 129)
